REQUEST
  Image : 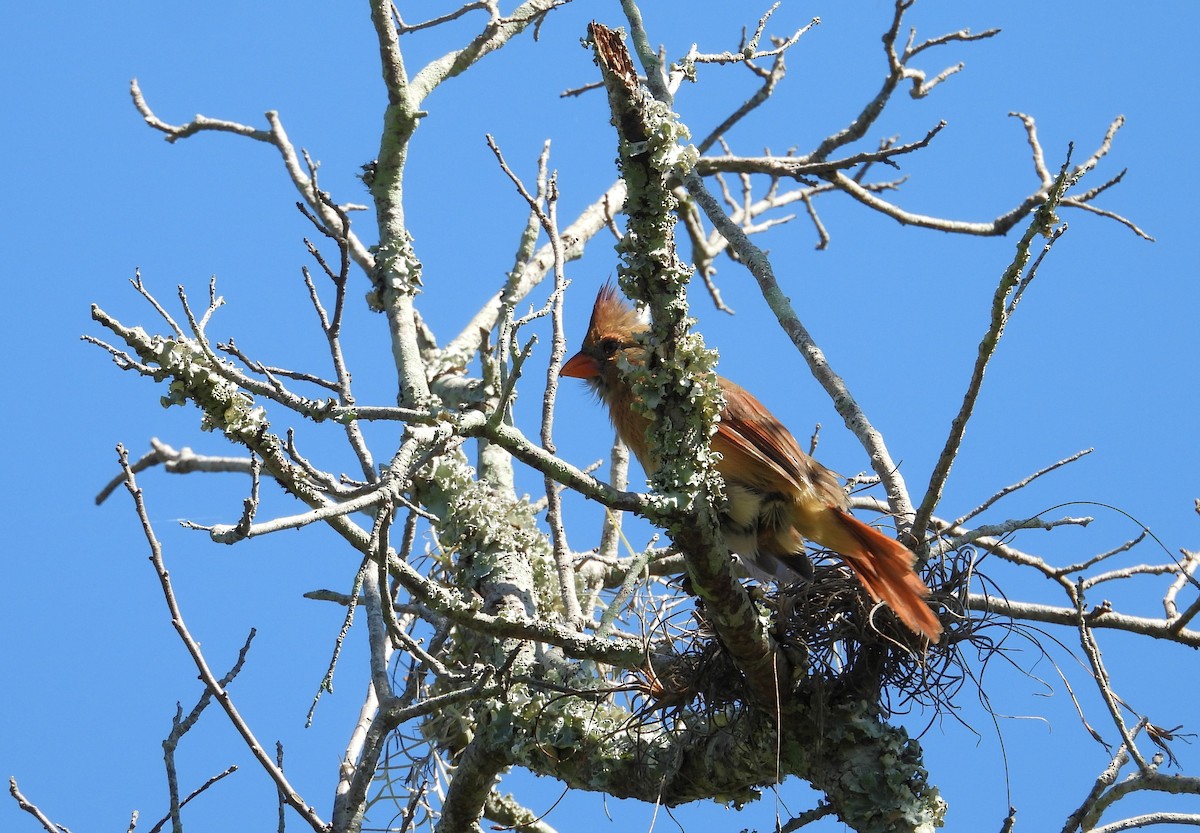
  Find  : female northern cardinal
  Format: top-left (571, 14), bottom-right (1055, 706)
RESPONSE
top-left (561, 285), bottom-right (942, 641)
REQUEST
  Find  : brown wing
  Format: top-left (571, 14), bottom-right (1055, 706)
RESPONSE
top-left (713, 377), bottom-right (847, 509)
top-left (714, 378), bottom-right (942, 640)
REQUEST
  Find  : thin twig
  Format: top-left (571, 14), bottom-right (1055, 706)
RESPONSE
top-left (115, 445), bottom-right (329, 831)
top-left (146, 766), bottom-right (239, 833)
top-left (130, 81), bottom-right (374, 269)
top-left (9, 778), bottom-right (67, 833)
top-left (913, 154), bottom-right (1074, 546)
top-left (954, 449), bottom-right (1094, 526)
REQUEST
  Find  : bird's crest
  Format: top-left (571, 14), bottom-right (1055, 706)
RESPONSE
top-left (587, 283), bottom-right (646, 342)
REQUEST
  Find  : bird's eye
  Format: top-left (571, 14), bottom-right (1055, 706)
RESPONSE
top-left (599, 337), bottom-right (621, 357)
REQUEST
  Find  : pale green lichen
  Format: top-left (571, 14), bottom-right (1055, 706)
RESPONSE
top-left (121, 332), bottom-right (270, 442)
top-left (419, 455), bottom-right (559, 615)
top-left (366, 228), bottom-right (423, 312)
top-left (809, 702), bottom-right (944, 833)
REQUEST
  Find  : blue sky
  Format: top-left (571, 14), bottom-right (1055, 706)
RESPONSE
top-left (3, 2), bottom-right (1198, 831)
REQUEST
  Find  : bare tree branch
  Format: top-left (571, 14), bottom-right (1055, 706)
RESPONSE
top-left (8, 778), bottom-right (67, 833)
top-left (115, 445), bottom-right (329, 831)
top-left (129, 80), bottom-right (374, 269)
top-left (912, 158), bottom-right (1074, 546)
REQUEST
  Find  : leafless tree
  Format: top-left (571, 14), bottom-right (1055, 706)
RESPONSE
top-left (13, 3), bottom-right (1197, 833)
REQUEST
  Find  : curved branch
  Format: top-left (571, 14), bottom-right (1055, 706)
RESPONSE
top-left (409, 1), bottom-right (566, 104)
top-left (130, 79), bottom-right (374, 271)
top-left (1090, 812), bottom-right (1200, 833)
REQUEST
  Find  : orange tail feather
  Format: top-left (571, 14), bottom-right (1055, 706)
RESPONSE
top-left (818, 508), bottom-right (942, 641)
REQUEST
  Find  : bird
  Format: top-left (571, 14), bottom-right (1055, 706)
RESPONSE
top-left (560, 284), bottom-right (942, 641)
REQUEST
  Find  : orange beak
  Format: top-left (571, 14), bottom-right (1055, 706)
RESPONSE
top-left (560, 352), bottom-right (599, 379)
